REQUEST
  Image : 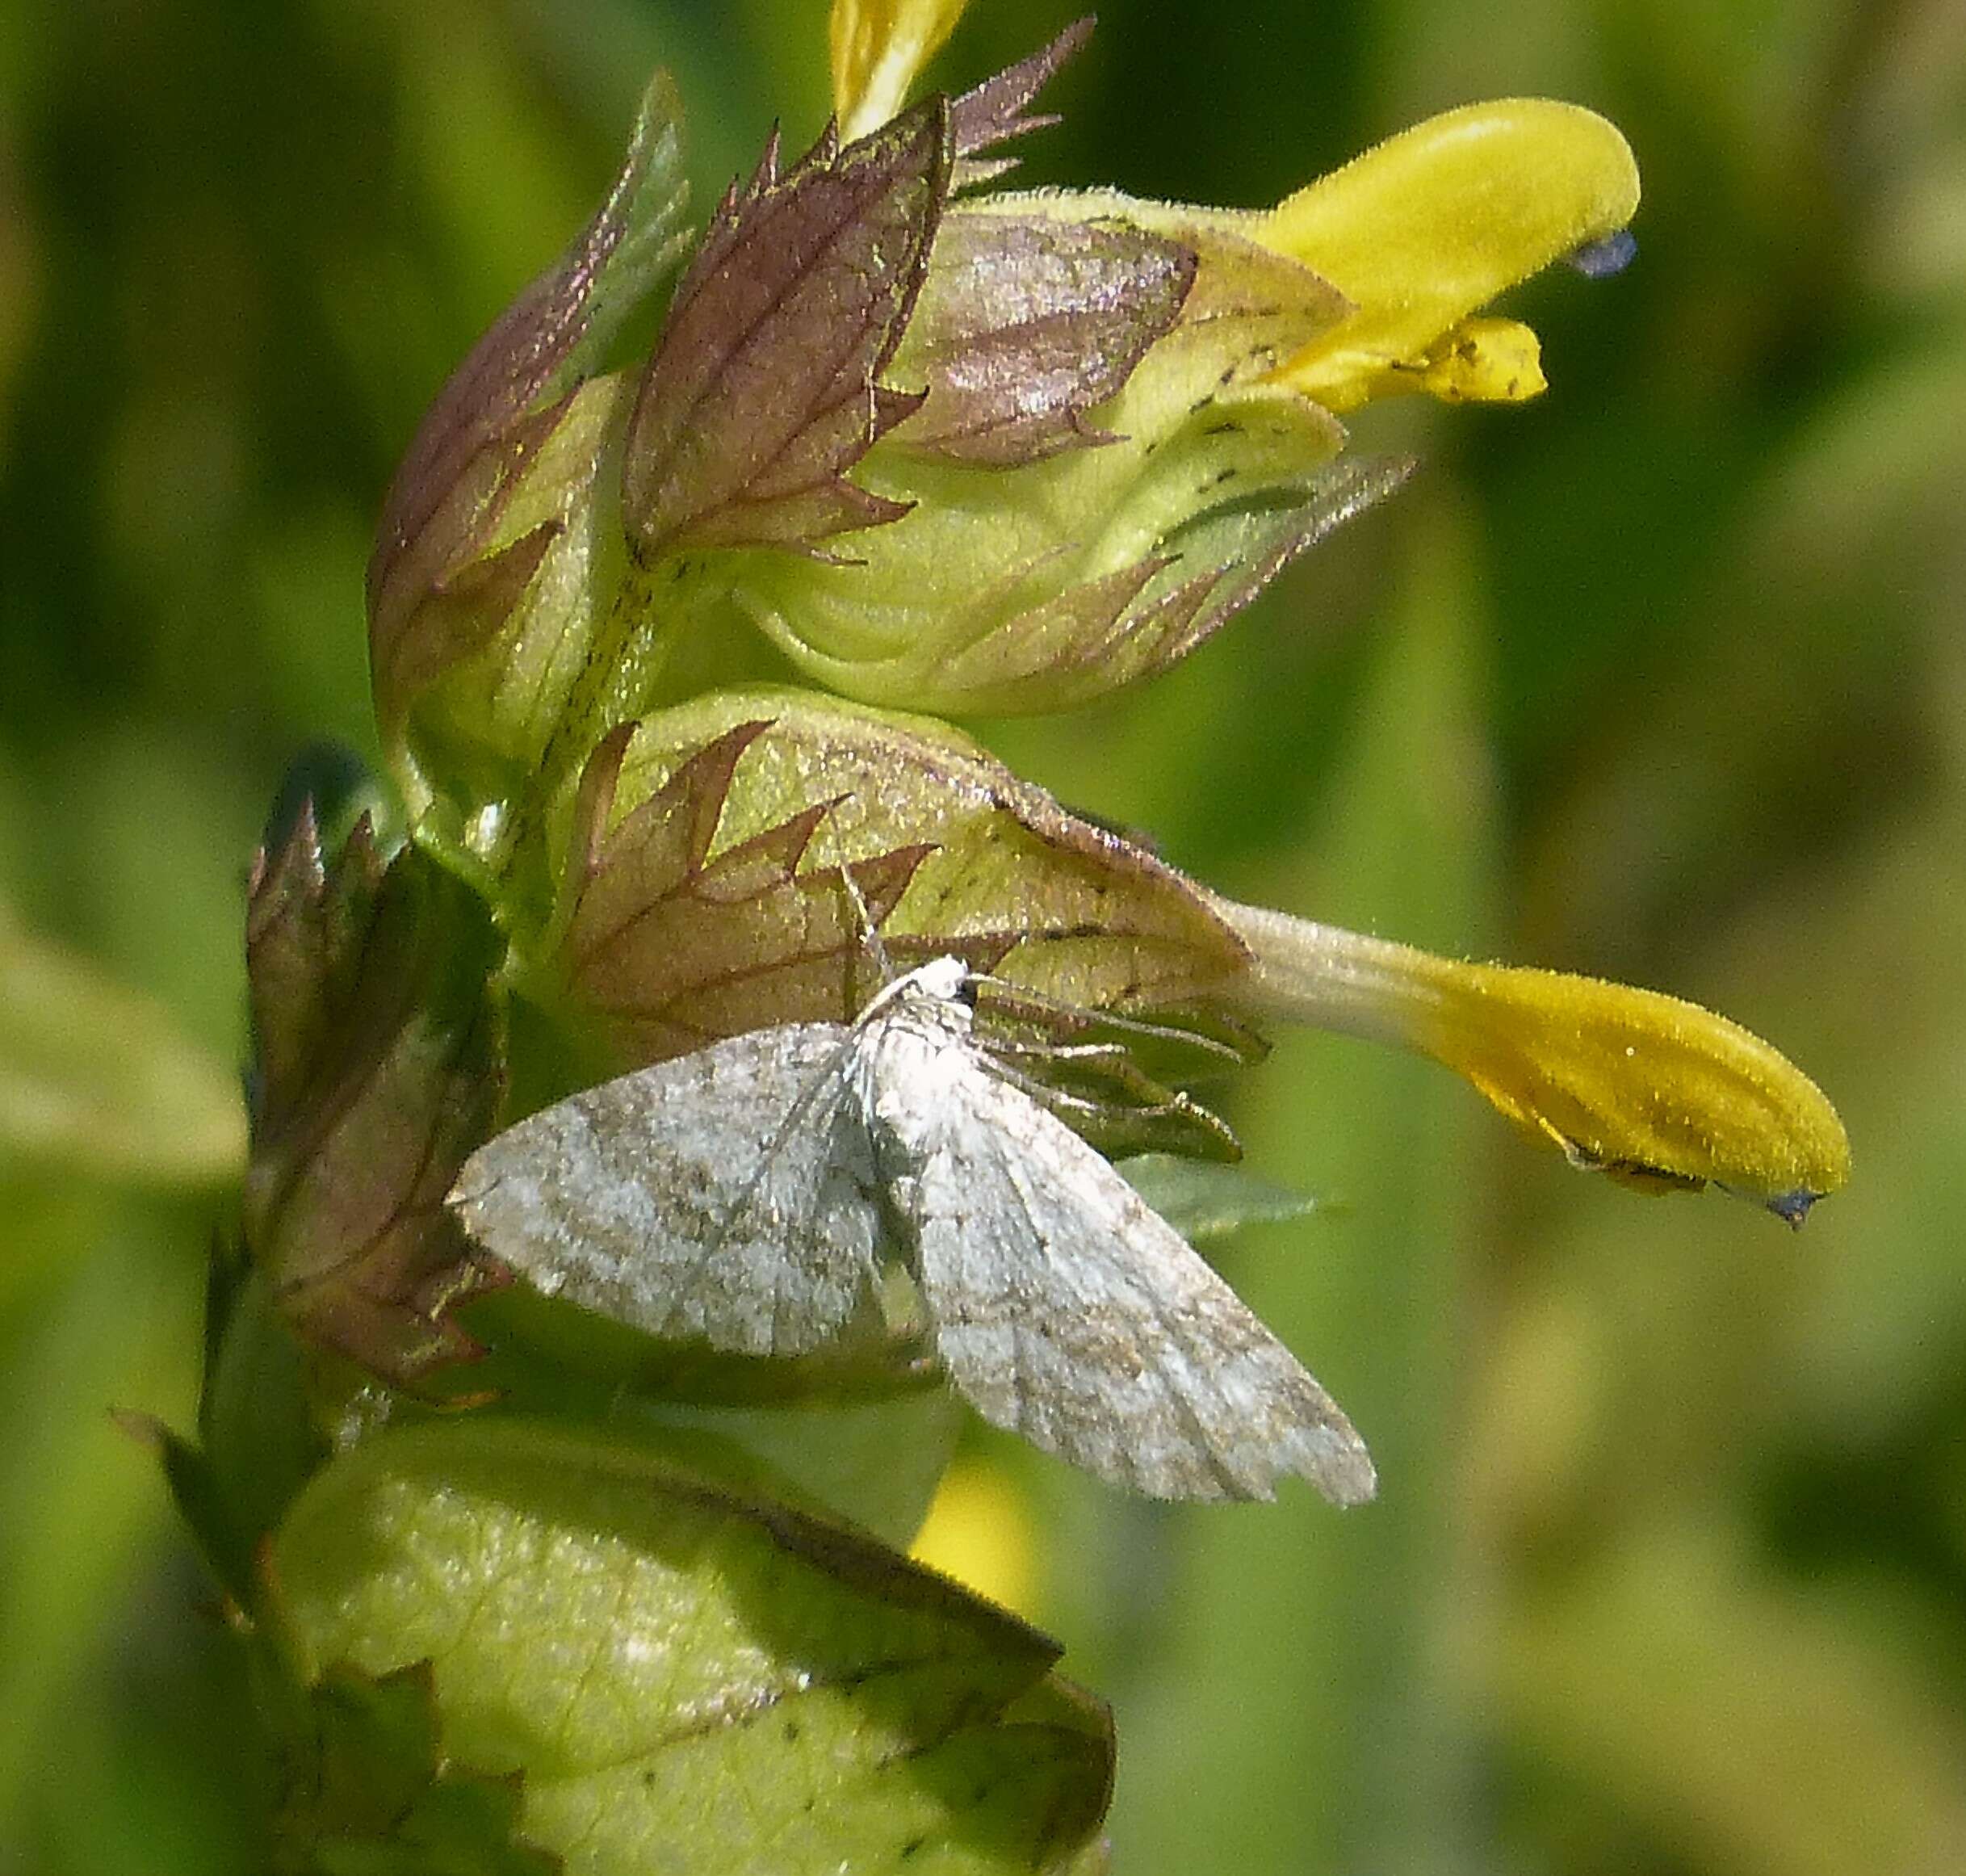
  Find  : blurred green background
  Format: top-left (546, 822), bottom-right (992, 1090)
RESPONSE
top-left (2, 0), bottom-right (1962, 1870)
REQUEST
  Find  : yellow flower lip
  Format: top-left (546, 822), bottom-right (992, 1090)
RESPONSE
top-left (1211, 898), bottom-right (1850, 1223)
top-left (1259, 99), bottom-right (1641, 413)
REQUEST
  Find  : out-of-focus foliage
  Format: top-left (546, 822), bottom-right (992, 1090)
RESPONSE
top-left (0, 2), bottom-right (1958, 1873)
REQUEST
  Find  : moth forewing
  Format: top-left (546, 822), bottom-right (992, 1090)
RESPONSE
top-left (843, 963), bottom-right (1375, 1505)
top-left (863, 1001), bottom-right (1375, 1505)
top-left (449, 1020), bottom-right (887, 1357)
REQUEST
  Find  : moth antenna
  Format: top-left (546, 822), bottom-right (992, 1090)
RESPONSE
top-left (837, 863), bottom-right (897, 988)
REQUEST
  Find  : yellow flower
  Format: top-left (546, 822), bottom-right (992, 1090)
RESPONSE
top-left (832, 0), bottom-right (970, 141)
top-left (1259, 99), bottom-right (1640, 413)
top-left (1214, 896), bottom-right (1850, 1222)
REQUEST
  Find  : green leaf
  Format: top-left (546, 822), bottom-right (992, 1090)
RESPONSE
top-left (189, 1263), bottom-right (325, 1605)
top-left (270, 1419), bottom-right (1113, 1876)
top-left (627, 1391), bottom-right (966, 1553)
top-left (435, 1287), bottom-right (966, 1550)
top-left (0, 907), bottom-right (245, 1185)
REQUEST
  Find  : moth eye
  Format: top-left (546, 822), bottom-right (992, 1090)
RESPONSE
top-left (955, 975), bottom-right (981, 1010)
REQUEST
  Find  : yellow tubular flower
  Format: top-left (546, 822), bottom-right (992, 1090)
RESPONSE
top-left (1213, 896), bottom-right (1850, 1223)
top-left (1260, 100), bottom-right (1641, 413)
top-left (832, 0), bottom-right (972, 141)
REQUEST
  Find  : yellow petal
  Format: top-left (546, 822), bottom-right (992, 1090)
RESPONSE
top-left (831, 0), bottom-right (970, 141)
top-left (1415, 317), bottom-right (1546, 404)
top-left (1213, 897), bottom-right (1850, 1223)
top-left (1259, 99), bottom-right (1640, 413)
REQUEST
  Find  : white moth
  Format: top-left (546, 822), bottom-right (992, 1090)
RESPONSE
top-left (450, 957), bottom-right (1375, 1505)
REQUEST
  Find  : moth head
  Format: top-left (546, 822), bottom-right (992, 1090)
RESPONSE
top-left (912, 955), bottom-right (975, 1005)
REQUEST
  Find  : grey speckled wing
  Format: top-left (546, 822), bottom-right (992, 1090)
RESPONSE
top-left (450, 1022), bottom-right (885, 1356)
top-left (904, 1051), bottom-right (1377, 1505)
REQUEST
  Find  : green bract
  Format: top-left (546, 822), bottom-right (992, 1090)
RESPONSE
top-left (267, 1421), bottom-right (1111, 1875)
